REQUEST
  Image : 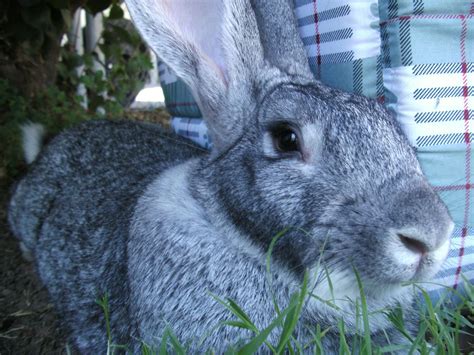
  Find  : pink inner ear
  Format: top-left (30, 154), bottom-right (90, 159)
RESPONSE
top-left (164, 0), bottom-right (227, 78)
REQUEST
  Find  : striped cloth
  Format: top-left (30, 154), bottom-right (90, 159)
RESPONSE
top-left (158, 0), bottom-right (474, 301)
top-left (170, 117), bottom-right (212, 149)
top-left (158, 61), bottom-right (201, 117)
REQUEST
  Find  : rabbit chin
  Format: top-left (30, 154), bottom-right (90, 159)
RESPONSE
top-left (305, 235), bottom-right (449, 323)
top-left (305, 267), bottom-right (414, 333)
top-left (307, 267), bottom-right (411, 306)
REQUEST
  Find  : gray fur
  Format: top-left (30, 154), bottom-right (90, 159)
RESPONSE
top-left (251, 0), bottom-right (314, 77)
top-left (8, 0), bottom-right (453, 353)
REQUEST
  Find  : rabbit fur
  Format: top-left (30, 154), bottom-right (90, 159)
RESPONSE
top-left (8, 0), bottom-right (453, 352)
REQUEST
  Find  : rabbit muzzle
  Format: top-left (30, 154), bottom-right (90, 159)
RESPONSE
top-left (385, 183), bottom-right (454, 282)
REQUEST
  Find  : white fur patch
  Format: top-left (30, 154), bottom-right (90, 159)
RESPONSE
top-left (140, 160), bottom-right (266, 260)
top-left (21, 122), bottom-right (45, 164)
top-left (142, 160), bottom-right (208, 229)
top-left (300, 123), bottom-right (323, 163)
top-left (306, 266), bottom-right (413, 333)
top-left (309, 268), bottom-right (359, 308)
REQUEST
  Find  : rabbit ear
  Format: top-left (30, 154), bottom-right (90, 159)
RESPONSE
top-left (125, 0), bottom-right (265, 150)
top-left (252, 0), bottom-right (313, 77)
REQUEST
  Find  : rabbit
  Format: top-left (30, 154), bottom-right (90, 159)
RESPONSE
top-left (8, 0), bottom-right (454, 352)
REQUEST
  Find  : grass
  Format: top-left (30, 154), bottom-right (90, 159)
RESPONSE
top-left (96, 236), bottom-right (473, 354)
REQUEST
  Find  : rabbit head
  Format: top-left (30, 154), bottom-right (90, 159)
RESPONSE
top-left (126, 0), bottom-right (453, 304)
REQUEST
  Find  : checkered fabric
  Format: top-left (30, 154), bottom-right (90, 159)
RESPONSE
top-left (294, 0), bottom-right (384, 99)
top-left (170, 117), bottom-right (213, 149)
top-left (158, 0), bottom-right (474, 301)
top-left (158, 61), bottom-right (202, 117)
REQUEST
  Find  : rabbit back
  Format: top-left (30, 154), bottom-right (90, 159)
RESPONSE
top-left (8, 119), bottom-right (203, 350)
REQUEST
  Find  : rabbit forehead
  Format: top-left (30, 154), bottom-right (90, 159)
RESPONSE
top-left (258, 83), bottom-right (332, 127)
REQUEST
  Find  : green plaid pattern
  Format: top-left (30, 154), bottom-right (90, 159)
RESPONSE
top-left (158, 61), bottom-right (201, 117)
top-left (294, 0), bottom-right (384, 100)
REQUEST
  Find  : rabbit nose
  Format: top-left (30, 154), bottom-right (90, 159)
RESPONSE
top-left (387, 182), bottom-right (453, 254)
top-left (398, 233), bottom-right (429, 255)
top-left (392, 220), bottom-right (453, 258)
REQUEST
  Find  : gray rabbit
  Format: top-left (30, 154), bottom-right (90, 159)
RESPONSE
top-left (8, 0), bottom-right (453, 352)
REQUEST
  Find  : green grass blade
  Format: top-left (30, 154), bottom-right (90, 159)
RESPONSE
top-left (324, 265), bottom-right (336, 302)
top-left (166, 327), bottom-right (186, 355)
top-left (210, 293), bottom-right (258, 332)
top-left (338, 320), bottom-right (350, 355)
top-left (409, 321), bottom-right (428, 354)
top-left (96, 294), bottom-right (112, 346)
top-left (227, 298), bottom-right (255, 325)
top-left (237, 298), bottom-right (297, 354)
top-left (311, 324), bottom-right (327, 354)
top-left (354, 269), bottom-right (372, 355)
top-left (266, 228), bottom-right (289, 315)
top-left (276, 271), bottom-right (309, 353)
top-left (308, 293), bottom-right (341, 312)
top-left (223, 321), bottom-right (255, 330)
top-left (385, 307), bottom-right (414, 343)
top-left (158, 328), bottom-right (169, 355)
top-left (378, 344), bottom-right (410, 353)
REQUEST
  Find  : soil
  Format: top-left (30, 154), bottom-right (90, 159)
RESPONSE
top-left (0, 110), bottom-right (170, 355)
top-left (0, 191), bottom-right (68, 355)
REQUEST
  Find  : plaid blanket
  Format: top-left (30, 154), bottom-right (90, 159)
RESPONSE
top-left (159, 0), bottom-right (474, 300)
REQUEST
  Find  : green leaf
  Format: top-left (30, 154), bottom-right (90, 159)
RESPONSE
top-left (64, 51), bottom-right (84, 68)
top-left (354, 269), bottom-right (372, 355)
top-left (140, 341), bottom-right (156, 355)
top-left (109, 3), bottom-right (124, 19)
top-left (95, 293), bottom-right (112, 346)
top-left (377, 344), bottom-right (410, 353)
top-left (309, 324), bottom-right (330, 354)
top-left (276, 272), bottom-right (309, 353)
top-left (210, 293), bottom-right (257, 331)
top-left (385, 307), bottom-right (413, 343)
top-left (107, 24), bottom-right (134, 43)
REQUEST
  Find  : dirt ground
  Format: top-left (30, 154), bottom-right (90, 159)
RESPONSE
top-left (0, 191), bottom-right (68, 354)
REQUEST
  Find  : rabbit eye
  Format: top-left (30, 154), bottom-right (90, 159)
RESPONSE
top-left (272, 126), bottom-right (301, 153)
